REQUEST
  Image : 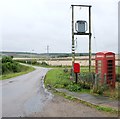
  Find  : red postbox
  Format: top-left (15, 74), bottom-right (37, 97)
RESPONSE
top-left (74, 63), bottom-right (80, 73)
top-left (74, 63), bottom-right (80, 84)
top-left (95, 51), bottom-right (116, 88)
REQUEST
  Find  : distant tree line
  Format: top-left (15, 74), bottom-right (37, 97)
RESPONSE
top-left (1, 51), bottom-right (96, 58)
top-left (56, 53), bottom-right (95, 58)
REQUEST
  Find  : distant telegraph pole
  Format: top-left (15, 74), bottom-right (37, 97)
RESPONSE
top-left (46, 45), bottom-right (50, 65)
top-left (31, 49), bottom-right (34, 65)
top-left (47, 45), bottom-right (49, 54)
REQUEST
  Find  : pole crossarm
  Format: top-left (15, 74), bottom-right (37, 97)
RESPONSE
top-left (71, 5), bottom-right (92, 7)
top-left (74, 33), bottom-right (92, 35)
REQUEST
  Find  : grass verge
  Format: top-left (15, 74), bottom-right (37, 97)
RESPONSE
top-left (45, 68), bottom-right (118, 114)
top-left (44, 68), bottom-right (71, 88)
top-left (0, 65), bottom-right (35, 80)
top-left (44, 68), bottom-right (90, 92)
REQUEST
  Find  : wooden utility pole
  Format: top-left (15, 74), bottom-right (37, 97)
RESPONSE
top-left (89, 6), bottom-right (92, 72)
top-left (72, 6), bottom-right (75, 74)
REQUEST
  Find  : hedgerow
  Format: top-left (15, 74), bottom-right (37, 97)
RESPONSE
top-left (1, 56), bottom-right (22, 74)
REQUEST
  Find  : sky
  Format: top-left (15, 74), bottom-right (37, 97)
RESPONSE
top-left (0, 0), bottom-right (119, 54)
top-left (118, 1), bottom-right (120, 54)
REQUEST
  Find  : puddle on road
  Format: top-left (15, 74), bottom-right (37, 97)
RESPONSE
top-left (24, 92), bottom-right (53, 116)
top-left (24, 79), bottom-right (53, 116)
top-left (9, 81), bottom-right (14, 83)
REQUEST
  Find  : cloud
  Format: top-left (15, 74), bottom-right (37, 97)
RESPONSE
top-left (1, 0), bottom-right (119, 53)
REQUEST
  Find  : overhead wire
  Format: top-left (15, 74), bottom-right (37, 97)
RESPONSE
top-left (91, 13), bottom-right (97, 53)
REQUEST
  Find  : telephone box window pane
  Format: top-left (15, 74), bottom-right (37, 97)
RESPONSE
top-left (98, 60), bottom-right (102, 63)
top-left (97, 60), bottom-right (102, 74)
top-left (107, 60), bottom-right (113, 80)
top-left (98, 63), bottom-right (102, 67)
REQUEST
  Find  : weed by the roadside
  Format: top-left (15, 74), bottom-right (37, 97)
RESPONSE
top-left (67, 83), bottom-right (81, 92)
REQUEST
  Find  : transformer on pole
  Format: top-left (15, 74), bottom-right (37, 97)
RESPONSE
top-left (71, 5), bottom-right (92, 75)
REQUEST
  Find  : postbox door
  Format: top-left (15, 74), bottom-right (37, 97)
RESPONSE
top-left (74, 63), bottom-right (80, 73)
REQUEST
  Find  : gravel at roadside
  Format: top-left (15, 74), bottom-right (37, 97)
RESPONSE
top-left (30, 94), bottom-right (117, 117)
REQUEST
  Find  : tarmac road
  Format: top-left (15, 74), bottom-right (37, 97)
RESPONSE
top-left (2, 66), bottom-right (53, 117)
top-left (1, 66), bottom-right (117, 117)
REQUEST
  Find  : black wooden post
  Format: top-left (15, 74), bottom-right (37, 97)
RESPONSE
top-left (75, 73), bottom-right (78, 84)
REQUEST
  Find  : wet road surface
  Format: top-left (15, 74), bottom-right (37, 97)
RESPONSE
top-left (2, 66), bottom-right (53, 117)
top-left (1, 66), bottom-right (117, 117)
top-left (31, 95), bottom-right (117, 117)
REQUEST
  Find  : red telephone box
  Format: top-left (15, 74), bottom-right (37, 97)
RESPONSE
top-left (95, 51), bottom-right (116, 88)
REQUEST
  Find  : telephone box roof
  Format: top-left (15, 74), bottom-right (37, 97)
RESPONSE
top-left (96, 51), bottom-right (115, 55)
